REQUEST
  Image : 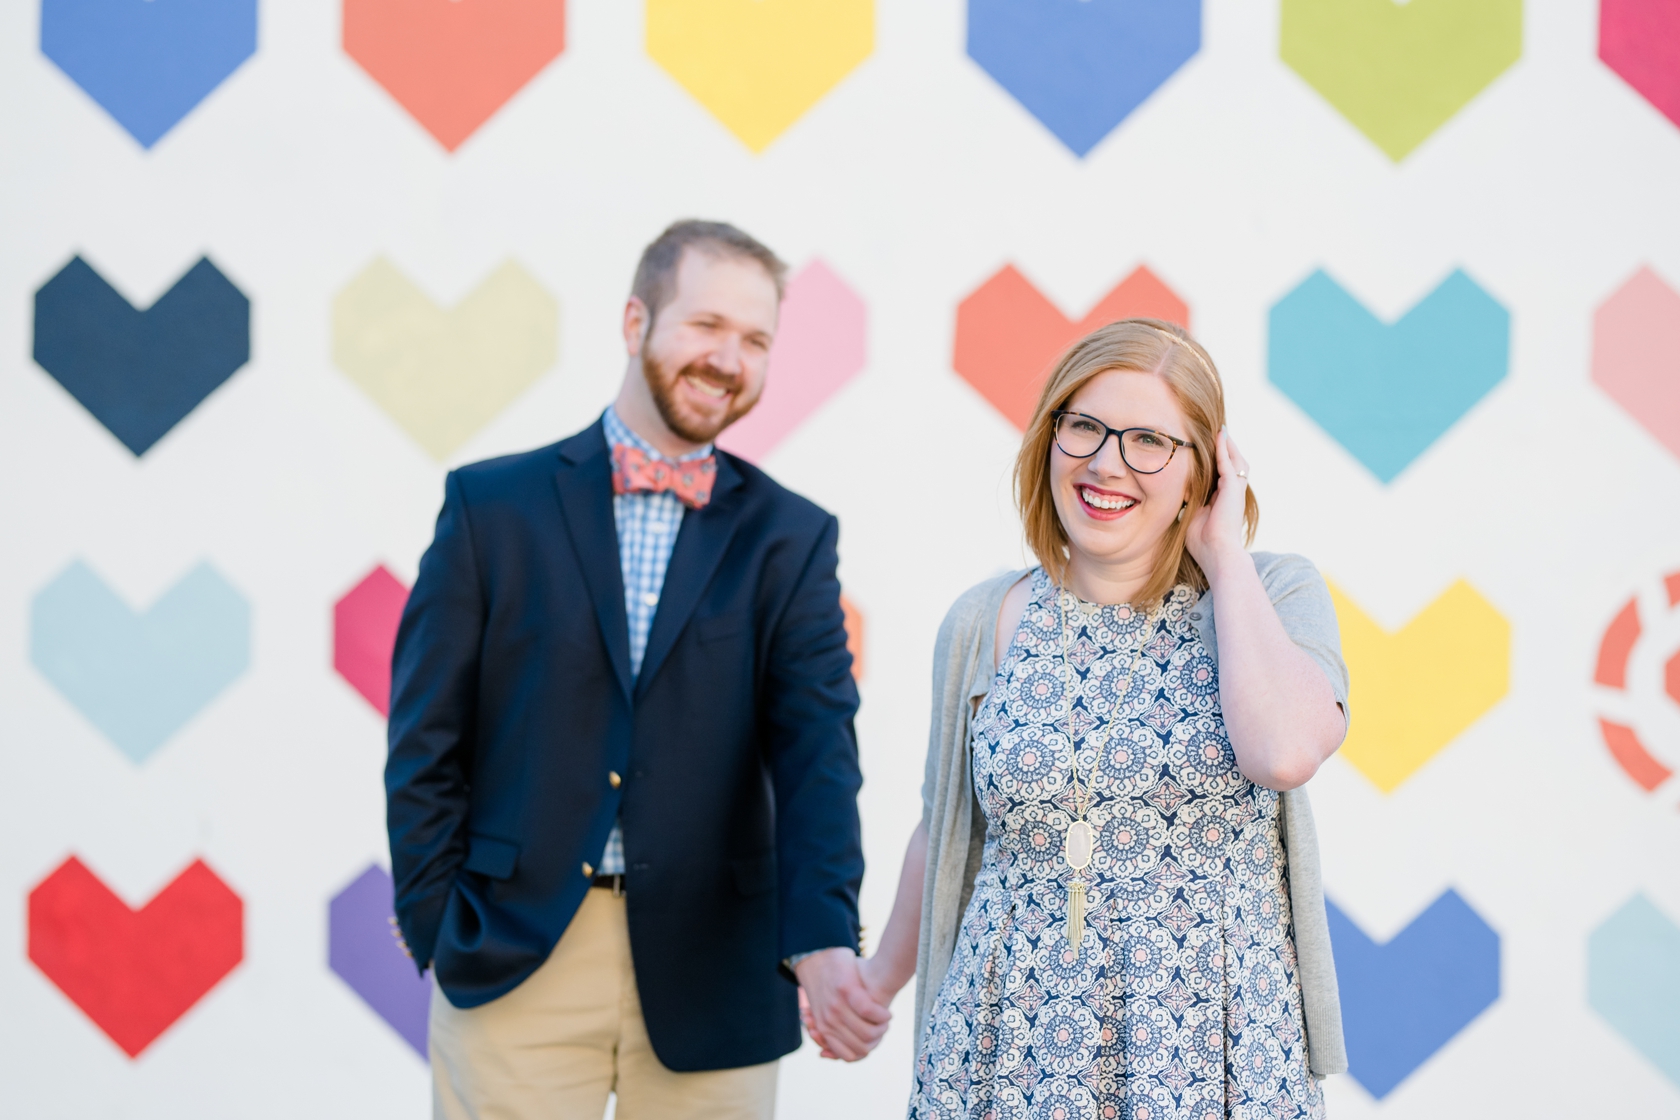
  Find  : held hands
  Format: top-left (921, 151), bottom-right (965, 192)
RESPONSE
top-left (1184, 427), bottom-right (1251, 584)
top-left (794, 948), bottom-right (892, 1062)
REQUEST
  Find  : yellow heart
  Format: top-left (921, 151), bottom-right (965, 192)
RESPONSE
top-left (332, 258), bottom-right (558, 461)
top-left (646, 0), bottom-right (873, 153)
top-left (1328, 579), bottom-right (1509, 793)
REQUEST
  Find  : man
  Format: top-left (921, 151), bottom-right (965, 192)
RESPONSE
top-left (386, 221), bottom-right (889, 1119)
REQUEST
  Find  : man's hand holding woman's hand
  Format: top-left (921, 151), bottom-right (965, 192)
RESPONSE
top-left (793, 948), bottom-right (893, 1061)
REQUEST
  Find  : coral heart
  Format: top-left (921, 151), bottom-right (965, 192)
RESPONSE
top-left (1280, 0), bottom-right (1522, 161)
top-left (33, 256), bottom-right (250, 457)
top-left (28, 856), bottom-right (243, 1058)
top-left (1269, 268), bottom-right (1508, 483)
top-left (329, 866), bottom-right (430, 1057)
top-left (40, 0), bottom-right (256, 149)
top-left (1589, 893), bottom-right (1680, 1088)
top-left (343, 0), bottom-right (566, 152)
top-left (332, 258), bottom-right (558, 461)
top-left (30, 561), bottom-right (250, 764)
top-left (1327, 889), bottom-right (1500, 1099)
top-left (967, 0), bottom-right (1201, 157)
top-left (334, 566), bottom-right (410, 717)
top-left (953, 264), bottom-right (1188, 431)
top-left (646, 0), bottom-right (872, 153)
top-left (1600, 0), bottom-right (1680, 130)
top-left (1326, 579), bottom-right (1509, 793)
top-left (717, 260), bottom-right (866, 462)
top-left (1592, 266), bottom-right (1680, 462)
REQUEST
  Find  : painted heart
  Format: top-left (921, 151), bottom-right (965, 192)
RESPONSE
top-left (1589, 893), bottom-right (1680, 1088)
top-left (1326, 578), bottom-right (1508, 793)
top-left (332, 258), bottom-right (558, 461)
top-left (29, 856), bottom-right (243, 1058)
top-left (1280, 0), bottom-right (1522, 161)
top-left (334, 565), bottom-right (410, 717)
top-left (646, 0), bottom-right (873, 152)
top-left (1269, 268), bottom-right (1508, 483)
top-left (717, 260), bottom-right (866, 462)
top-left (40, 0), bottom-right (257, 149)
top-left (1600, 0), bottom-right (1680, 130)
top-left (33, 256), bottom-right (251, 457)
top-left (967, 0), bottom-right (1201, 157)
top-left (954, 264), bottom-right (1188, 431)
top-left (343, 0), bottom-right (566, 152)
top-left (328, 865), bottom-right (430, 1057)
top-left (1327, 889), bottom-right (1501, 1099)
top-left (1592, 266), bottom-right (1680, 462)
top-left (30, 560), bottom-right (250, 764)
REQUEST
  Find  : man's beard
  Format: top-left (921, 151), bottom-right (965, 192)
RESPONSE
top-left (642, 350), bottom-right (761, 445)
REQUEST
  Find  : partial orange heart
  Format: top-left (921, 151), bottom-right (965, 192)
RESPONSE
top-left (953, 265), bottom-right (1188, 431)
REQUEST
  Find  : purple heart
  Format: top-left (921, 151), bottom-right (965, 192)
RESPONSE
top-left (328, 865), bottom-right (430, 1057)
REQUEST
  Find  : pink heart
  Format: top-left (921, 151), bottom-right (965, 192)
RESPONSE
top-left (334, 565), bottom-right (410, 716)
top-left (1592, 266), bottom-right (1680, 462)
top-left (717, 260), bottom-right (866, 463)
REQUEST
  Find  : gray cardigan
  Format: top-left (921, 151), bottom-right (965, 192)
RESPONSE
top-left (914, 552), bottom-right (1350, 1077)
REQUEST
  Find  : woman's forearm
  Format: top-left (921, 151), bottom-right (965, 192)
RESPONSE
top-left (860, 820), bottom-right (927, 1000)
top-left (1203, 551), bottom-right (1345, 791)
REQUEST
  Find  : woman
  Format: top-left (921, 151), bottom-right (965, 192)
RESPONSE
top-left (828, 320), bottom-right (1350, 1118)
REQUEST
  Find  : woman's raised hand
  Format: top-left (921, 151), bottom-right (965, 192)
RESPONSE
top-left (1184, 427), bottom-right (1250, 581)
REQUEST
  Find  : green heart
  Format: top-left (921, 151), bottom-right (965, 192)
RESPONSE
top-left (1281, 0), bottom-right (1522, 161)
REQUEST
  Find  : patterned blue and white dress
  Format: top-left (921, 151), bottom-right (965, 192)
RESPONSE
top-left (910, 570), bottom-right (1323, 1120)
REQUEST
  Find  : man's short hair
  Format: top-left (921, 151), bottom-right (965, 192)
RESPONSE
top-left (631, 220), bottom-right (788, 328)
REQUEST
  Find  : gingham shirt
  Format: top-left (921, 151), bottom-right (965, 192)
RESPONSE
top-left (596, 406), bottom-right (712, 876)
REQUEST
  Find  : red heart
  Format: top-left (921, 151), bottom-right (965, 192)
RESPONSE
top-left (343, 0), bottom-right (567, 152)
top-left (953, 264), bottom-right (1189, 431)
top-left (29, 856), bottom-right (243, 1058)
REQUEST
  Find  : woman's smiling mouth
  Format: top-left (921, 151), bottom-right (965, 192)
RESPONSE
top-left (1076, 485), bottom-right (1138, 518)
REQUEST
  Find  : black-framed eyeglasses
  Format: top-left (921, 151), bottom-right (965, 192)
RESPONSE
top-left (1050, 411), bottom-right (1194, 475)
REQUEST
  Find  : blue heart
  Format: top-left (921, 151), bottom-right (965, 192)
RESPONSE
top-left (33, 256), bottom-right (250, 457)
top-left (1589, 894), bottom-right (1680, 1088)
top-left (967, 0), bottom-right (1201, 157)
top-left (1328, 889), bottom-right (1500, 1099)
top-left (40, 0), bottom-right (257, 149)
top-left (30, 560), bottom-right (250, 764)
top-left (1268, 268), bottom-right (1509, 483)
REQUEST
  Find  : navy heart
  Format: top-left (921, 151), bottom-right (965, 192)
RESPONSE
top-left (1328, 889), bottom-right (1500, 1099)
top-left (967, 0), bottom-right (1202, 157)
top-left (40, 0), bottom-right (257, 149)
top-left (33, 256), bottom-right (250, 457)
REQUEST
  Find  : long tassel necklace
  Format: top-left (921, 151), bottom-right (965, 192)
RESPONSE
top-left (1058, 589), bottom-right (1155, 955)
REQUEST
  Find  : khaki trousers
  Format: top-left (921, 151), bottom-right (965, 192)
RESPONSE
top-left (429, 888), bottom-right (778, 1120)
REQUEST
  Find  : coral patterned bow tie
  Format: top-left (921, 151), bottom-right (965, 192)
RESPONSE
top-left (611, 444), bottom-right (716, 509)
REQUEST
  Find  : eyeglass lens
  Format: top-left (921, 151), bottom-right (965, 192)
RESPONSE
top-left (1053, 414), bottom-right (1177, 474)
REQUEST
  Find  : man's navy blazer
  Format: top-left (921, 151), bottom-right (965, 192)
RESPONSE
top-left (385, 419), bottom-right (864, 1072)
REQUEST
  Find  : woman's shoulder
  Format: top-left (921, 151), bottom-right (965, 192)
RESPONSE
top-left (1248, 551), bottom-right (1328, 598)
top-left (938, 568), bottom-right (1035, 640)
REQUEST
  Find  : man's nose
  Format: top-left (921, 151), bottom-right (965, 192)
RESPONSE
top-left (709, 333), bottom-right (744, 374)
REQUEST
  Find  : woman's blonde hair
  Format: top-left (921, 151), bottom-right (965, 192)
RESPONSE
top-left (1013, 318), bottom-right (1258, 607)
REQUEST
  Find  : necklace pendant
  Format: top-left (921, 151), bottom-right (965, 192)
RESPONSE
top-left (1064, 820), bottom-right (1094, 870)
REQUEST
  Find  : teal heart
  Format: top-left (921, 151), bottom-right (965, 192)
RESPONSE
top-left (1268, 268), bottom-right (1509, 483)
top-left (30, 560), bottom-right (250, 763)
top-left (1589, 894), bottom-right (1680, 1088)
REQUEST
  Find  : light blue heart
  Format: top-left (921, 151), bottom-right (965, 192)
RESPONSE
top-left (1589, 894), bottom-right (1680, 1087)
top-left (1268, 268), bottom-right (1509, 483)
top-left (31, 560), bottom-right (249, 763)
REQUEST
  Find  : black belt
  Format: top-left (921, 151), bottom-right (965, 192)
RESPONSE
top-left (591, 874), bottom-right (625, 896)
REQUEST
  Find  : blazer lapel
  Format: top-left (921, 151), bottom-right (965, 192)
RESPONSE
top-left (634, 452), bottom-right (746, 699)
top-left (552, 422), bottom-right (633, 702)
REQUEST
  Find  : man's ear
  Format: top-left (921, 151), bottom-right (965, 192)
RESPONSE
top-left (623, 296), bottom-right (651, 356)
